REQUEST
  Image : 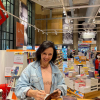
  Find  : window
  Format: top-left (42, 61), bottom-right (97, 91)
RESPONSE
top-left (0, 0), bottom-right (14, 50)
top-left (27, 0), bottom-right (32, 45)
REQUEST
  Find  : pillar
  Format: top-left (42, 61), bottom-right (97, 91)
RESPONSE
top-left (97, 24), bottom-right (100, 51)
top-left (73, 19), bottom-right (78, 55)
top-left (14, 0), bottom-right (20, 49)
top-left (32, 2), bottom-right (35, 49)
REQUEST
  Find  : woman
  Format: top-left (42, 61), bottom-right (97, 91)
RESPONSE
top-left (95, 52), bottom-right (100, 71)
top-left (15, 41), bottom-right (67, 100)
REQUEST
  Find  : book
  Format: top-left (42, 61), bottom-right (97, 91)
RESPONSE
top-left (14, 66), bottom-right (19, 76)
top-left (45, 91), bottom-right (59, 100)
top-left (14, 66), bottom-right (23, 76)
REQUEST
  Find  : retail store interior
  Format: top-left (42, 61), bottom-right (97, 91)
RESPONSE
top-left (0, 0), bottom-right (100, 100)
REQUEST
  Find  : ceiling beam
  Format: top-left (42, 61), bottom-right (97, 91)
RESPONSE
top-left (43, 4), bottom-right (100, 10)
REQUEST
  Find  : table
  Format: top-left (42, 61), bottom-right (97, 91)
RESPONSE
top-left (67, 89), bottom-right (100, 99)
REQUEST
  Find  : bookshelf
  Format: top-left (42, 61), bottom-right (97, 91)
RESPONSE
top-left (55, 49), bottom-right (63, 71)
top-left (5, 50), bottom-right (36, 99)
top-left (27, 51), bottom-right (36, 64)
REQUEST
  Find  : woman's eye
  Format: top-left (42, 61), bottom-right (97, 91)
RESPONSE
top-left (43, 53), bottom-right (46, 55)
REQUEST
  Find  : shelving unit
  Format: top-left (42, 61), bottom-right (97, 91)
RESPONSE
top-left (5, 50), bottom-right (36, 99)
top-left (27, 51), bottom-right (36, 64)
top-left (55, 49), bottom-right (63, 71)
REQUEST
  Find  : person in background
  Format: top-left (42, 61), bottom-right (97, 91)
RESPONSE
top-left (15, 41), bottom-right (67, 100)
top-left (95, 52), bottom-right (100, 71)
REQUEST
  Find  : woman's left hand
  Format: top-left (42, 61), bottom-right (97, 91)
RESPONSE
top-left (51, 89), bottom-right (61, 99)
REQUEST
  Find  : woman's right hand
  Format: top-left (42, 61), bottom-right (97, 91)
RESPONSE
top-left (27, 89), bottom-right (46, 100)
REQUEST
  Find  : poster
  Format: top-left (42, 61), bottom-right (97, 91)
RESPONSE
top-left (74, 56), bottom-right (86, 65)
top-left (5, 67), bottom-right (11, 77)
top-left (16, 22), bottom-right (24, 47)
top-left (19, 1), bottom-right (28, 46)
top-left (14, 55), bottom-right (24, 64)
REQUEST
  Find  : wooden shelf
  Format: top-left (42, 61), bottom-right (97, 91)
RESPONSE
top-left (67, 89), bottom-right (100, 99)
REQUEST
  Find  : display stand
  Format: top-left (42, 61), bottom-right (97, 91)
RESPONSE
top-left (76, 64), bottom-right (83, 74)
top-left (54, 49), bottom-right (63, 72)
top-left (5, 50), bottom-right (36, 99)
top-left (67, 89), bottom-right (100, 99)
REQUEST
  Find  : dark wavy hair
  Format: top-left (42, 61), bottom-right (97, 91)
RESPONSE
top-left (36, 41), bottom-right (57, 62)
top-left (95, 52), bottom-right (100, 59)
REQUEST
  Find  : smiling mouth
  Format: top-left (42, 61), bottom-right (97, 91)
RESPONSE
top-left (44, 59), bottom-right (49, 62)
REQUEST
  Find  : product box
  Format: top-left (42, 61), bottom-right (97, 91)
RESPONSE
top-left (74, 79), bottom-right (85, 91)
top-left (79, 86), bottom-right (91, 93)
top-left (86, 78), bottom-right (98, 87)
top-left (69, 79), bottom-right (75, 89)
top-left (64, 77), bottom-right (69, 87)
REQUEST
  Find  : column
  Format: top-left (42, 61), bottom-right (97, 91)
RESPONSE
top-left (73, 19), bottom-right (78, 55)
top-left (14, 0), bottom-right (20, 49)
top-left (32, 2), bottom-right (35, 49)
top-left (97, 24), bottom-right (100, 51)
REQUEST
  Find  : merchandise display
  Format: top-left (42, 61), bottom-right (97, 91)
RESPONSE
top-left (54, 49), bottom-right (63, 71)
top-left (64, 56), bottom-right (100, 99)
top-left (1, 0), bottom-right (100, 99)
top-left (3, 50), bottom-right (36, 99)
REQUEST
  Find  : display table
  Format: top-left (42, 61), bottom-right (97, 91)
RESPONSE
top-left (67, 89), bottom-right (100, 99)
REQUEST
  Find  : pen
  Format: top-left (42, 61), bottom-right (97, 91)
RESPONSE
top-left (31, 85), bottom-right (42, 92)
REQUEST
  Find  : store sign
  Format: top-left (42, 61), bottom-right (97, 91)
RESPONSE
top-left (14, 55), bottom-right (23, 64)
top-left (0, 0), bottom-right (9, 25)
top-left (83, 41), bottom-right (92, 43)
top-left (74, 56), bottom-right (86, 65)
top-left (16, 22), bottom-right (24, 47)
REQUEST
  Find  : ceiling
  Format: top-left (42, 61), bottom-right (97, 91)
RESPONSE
top-left (31, 0), bottom-right (100, 40)
top-left (31, 0), bottom-right (89, 8)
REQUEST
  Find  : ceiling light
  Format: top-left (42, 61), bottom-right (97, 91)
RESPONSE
top-left (63, 10), bottom-right (66, 14)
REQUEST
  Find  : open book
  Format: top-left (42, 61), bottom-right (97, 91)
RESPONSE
top-left (45, 91), bottom-right (59, 100)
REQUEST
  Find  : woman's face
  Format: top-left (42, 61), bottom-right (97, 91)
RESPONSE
top-left (97, 54), bottom-right (100, 59)
top-left (41, 47), bottom-right (53, 64)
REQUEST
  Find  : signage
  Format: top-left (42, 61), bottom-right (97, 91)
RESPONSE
top-left (74, 56), bottom-right (86, 65)
top-left (5, 67), bottom-right (11, 77)
top-left (14, 55), bottom-right (23, 64)
top-left (83, 41), bottom-right (92, 43)
top-left (16, 22), bottom-right (24, 47)
top-left (0, 0), bottom-right (9, 25)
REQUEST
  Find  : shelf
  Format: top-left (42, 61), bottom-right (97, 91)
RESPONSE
top-left (7, 86), bottom-right (16, 89)
top-left (12, 76), bottom-right (20, 78)
top-left (27, 57), bottom-right (36, 59)
top-left (67, 89), bottom-right (83, 99)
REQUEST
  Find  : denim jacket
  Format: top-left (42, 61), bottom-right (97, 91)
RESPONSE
top-left (15, 61), bottom-right (67, 99)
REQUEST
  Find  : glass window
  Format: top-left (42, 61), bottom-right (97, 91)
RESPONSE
top-left (11, 0), bottom-right (14, 4)
top-left (6, 40), bottom-right (9, 47)
top-left (0, 31), bottom-right (1, 39)
top-left (10, 34), bottom-right (13, 40)
top-left (6, 33), bottom-right (9, 40)
top-left (0, 0), bottom-right (14, 50)
top-left (10, 41), bottom-right (13, 49)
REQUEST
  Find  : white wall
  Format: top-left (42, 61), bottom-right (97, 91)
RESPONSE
top-left (0, 50), bottom-right (6, 84)
top-left (0, 51), bottom-right (14, 84)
